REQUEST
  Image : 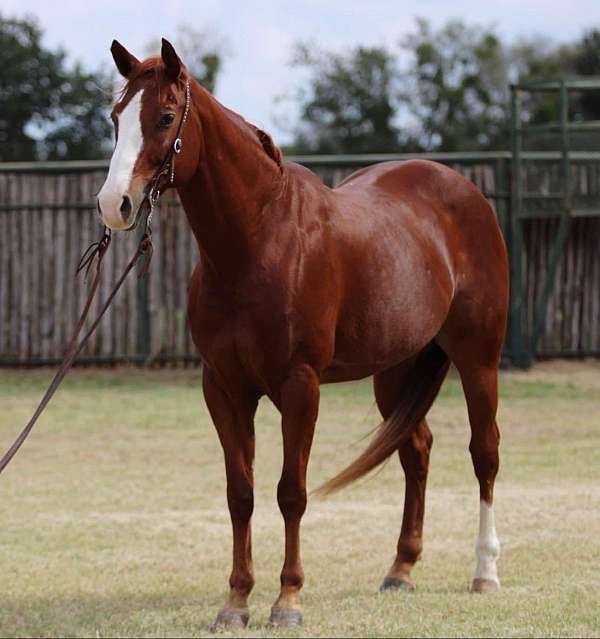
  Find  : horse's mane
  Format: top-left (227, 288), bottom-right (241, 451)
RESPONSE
top-left (120, 57), bottom-right (283, 172)
top-left (211, 97), bottom-right (283, 172)
top-left (248, 123), bottom-right (283, 172)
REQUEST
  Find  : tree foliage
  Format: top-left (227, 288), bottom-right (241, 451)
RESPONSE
top-left (286, 21), bottom-right (600, 154)
top-left (1, 15), bottom-right (226, 162)
top-left (287, 44), bottom-right (406, 153)
top-left (0, 12), bottom-right (113, 161)
top-left (401, 19), bottom-right (511, 151)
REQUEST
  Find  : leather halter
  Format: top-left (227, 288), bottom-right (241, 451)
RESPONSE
top-left (137, 78), bottom-right (191, 236)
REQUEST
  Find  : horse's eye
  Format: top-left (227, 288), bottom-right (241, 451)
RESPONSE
top-left (158, 113), bottom-right (175, 129)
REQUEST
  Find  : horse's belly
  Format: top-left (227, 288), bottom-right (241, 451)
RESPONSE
top-left (321, 361), bottom-right (394, 383)
top-left (330, 281), bottom-right (451, 375)
top-left (330, 324), bottom-right (421, 374)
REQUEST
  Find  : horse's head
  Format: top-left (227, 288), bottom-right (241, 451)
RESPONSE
top-left (98, 39), bottom-right (200, 230)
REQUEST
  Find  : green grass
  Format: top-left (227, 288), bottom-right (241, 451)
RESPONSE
top-left (0, 362), bottom-right (599, 637)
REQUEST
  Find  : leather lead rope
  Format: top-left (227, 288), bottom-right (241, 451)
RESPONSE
top-left (0, 77), bottom-right (192, 475)
top-left (0, 229), bottom-right (153, 474)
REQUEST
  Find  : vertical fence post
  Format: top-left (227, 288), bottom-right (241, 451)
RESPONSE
top-left (494, 155), bottom-right (509, 240)
top-left (494, 155), bottom-right (511, 361)
top-left (509, 87), bottom-right (528, 368)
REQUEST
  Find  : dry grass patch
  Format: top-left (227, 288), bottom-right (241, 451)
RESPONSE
top-left (0, 363), bottom-right (599, 637)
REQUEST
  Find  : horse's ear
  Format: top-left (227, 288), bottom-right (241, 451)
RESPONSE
top-left (161, 38), bottom-right (182, 82)
top-left (110, 40), bottom-right (140, 78)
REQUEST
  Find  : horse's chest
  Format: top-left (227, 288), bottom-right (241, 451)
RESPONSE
top-left (190, 292), bottom-right (295, 377)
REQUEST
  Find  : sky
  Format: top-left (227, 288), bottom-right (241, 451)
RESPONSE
top-left (4, 0), bottom-right (600, 144)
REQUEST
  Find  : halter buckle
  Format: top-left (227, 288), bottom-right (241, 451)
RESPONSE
top-left (150, 187), bottom-right (161, 206)
top-left (173, 138), bottom-right (182, 154)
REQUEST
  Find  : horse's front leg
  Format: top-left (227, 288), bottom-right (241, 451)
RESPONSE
top-left (269, 364), bottom-right (320, 627)
top-left (202, 366), bottom-right (259, 631)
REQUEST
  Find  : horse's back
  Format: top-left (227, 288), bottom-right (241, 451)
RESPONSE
top-left (324, 159), bottom-right (508, 372)
top-left (338, 159), bottom-right (492, 219)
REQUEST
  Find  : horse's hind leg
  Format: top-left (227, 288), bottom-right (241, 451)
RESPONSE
top-left (438, 330), bottom-right (502, 593)
top-left (374, 362), bottom-right (433, 592)
top-left (460, 363), bottom-right (501, 592)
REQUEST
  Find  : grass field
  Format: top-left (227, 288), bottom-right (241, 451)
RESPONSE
top-left (1, 361), bottom-right (599, 637)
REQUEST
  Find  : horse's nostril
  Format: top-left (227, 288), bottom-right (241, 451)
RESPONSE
top-left (120, 195), bottom-right (132, 221)
top-left (96, 198), bottom-right (103, 218)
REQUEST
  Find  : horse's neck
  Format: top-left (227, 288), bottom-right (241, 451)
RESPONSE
top-left (177, 84), bottom-right (284, 280)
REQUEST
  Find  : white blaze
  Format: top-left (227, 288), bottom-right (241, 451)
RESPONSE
top-left (474, 500), bottom-right (500, 584)
top-left (98, 90), bottom-right (143, 229)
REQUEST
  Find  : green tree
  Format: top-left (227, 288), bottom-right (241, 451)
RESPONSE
top-left (144, 25), bottom-right (226, 93)
top-left (286, 43), bottom-right (407, 154)
top-left (0, 12), bottom-right (113, 161)
top-left (400, 19), bottom-right (511, 151)
top-left (284, 20), bottom-right (600, 155)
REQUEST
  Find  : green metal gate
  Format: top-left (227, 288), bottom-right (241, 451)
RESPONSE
top-left (509, 77), bottom-right (600, 367)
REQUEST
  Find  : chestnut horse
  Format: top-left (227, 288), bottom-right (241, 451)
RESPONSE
top-left (97, 39), bottom-right (508, 629)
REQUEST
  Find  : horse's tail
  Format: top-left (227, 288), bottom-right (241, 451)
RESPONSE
top-left (315, 341), bottom-right (450, 496)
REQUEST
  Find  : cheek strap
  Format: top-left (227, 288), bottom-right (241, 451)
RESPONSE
top-left (140, 78), bottom-right (192, 235)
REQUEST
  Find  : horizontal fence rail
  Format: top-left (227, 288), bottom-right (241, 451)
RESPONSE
top-left (0, 153), bottom-right (599, 366)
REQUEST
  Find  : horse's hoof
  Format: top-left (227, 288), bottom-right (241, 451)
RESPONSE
top-left (379, 576), bottom-right (416, 592)
top-left (210, 607), bottom-right (249, 632)
top-left (268, 606), bottom-right (303, 627)
top-left (471, 577), bottom-right (500, 593)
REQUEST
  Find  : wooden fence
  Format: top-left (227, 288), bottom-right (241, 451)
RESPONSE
top-left (0, 153), bottom-right (599, 365)
top-left (523, 215), bottom-right (600, 356)
top-left (0, 167), bottom-right (199, 365)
